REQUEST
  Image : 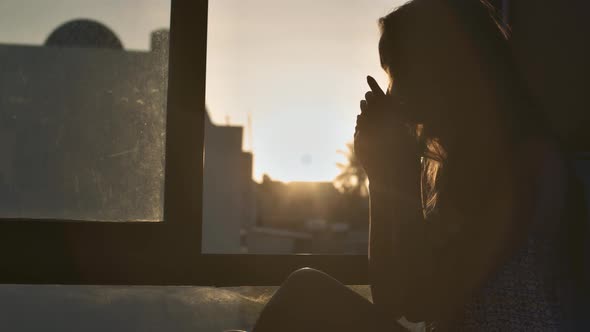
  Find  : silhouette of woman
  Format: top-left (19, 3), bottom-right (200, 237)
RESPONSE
top-left (252, 0), bottom-right (580, 331)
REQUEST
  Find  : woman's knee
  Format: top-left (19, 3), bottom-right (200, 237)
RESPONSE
top-left (281, 268), bottom-right (339, 293)
top-left (285, 267), bottom-right (327, 283)
top-left (257, 268), bottom-right (332, 322)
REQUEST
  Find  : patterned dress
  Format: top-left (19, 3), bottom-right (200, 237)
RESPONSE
top-left (458, 169), bottom-right (584, 331)
top-left (458, 234), bottom-right (570, 331)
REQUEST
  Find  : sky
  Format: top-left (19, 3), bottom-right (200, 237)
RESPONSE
top-left (0, 0), bottom-right (408, 183)
top-left (0, 0), bottom-right (170, 50)
top-left (207, 0), bottom-right (410, 182)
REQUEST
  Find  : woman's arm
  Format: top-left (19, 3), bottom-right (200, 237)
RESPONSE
top-left (355, 76), bottom-right (426, 320)
top-left (367, 165), bottom-right (424, 322)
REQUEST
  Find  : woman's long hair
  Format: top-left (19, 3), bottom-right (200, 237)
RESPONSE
top-left (378, 0), bottom-right (545, 216)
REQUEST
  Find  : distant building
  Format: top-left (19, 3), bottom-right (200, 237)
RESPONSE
top-left (255, 177), bottom-right (369, 254)
top-left (202, 113), bottom-right (256, 253)
top-left (245, 226), bottom-right (311, 254)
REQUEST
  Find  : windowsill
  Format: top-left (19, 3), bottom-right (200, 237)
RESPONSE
top-left (0, 285), bottom-right (374, 331)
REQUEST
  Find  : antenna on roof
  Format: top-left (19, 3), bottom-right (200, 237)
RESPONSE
top-left (247, 112), bottom-right (253, 152)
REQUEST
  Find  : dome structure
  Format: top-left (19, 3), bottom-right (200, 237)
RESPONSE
top-left (45, 19), bottom-right (123, 50)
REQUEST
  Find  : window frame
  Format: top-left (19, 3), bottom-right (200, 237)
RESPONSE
top-left (0, 0), bottom-right (368, 287)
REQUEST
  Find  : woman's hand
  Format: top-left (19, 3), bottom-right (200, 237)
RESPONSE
top-left (354, 76), bottom-right (418, 183)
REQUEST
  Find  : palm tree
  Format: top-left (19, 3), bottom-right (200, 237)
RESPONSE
top-left (334, 142), bottom-right (369, 197)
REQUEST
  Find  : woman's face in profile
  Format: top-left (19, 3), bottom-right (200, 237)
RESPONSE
top-left (379, 40), bottom-right (449, 136)
top-left (379, 36), bottom-right (423, 124)
top-left (380, 62), bottom-right (428, 127)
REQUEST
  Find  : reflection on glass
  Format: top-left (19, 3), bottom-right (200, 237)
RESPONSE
top-left (0, 1), bottom-right (170, 221)
top-left (202, 0), bottom-right (409, 254)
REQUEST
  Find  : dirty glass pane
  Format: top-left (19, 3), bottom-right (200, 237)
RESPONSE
top-left (202, 0), bottom-right (412, 253)
top-left (0, 1), bottom-right (170, 221)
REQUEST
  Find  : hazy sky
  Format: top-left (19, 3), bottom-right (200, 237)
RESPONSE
top-left (0, 0), bottom-right (407, 182)
top-left (207, 0), bottom-right (407, 182)
top-left (0, 0), bottom-right (170, 50)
